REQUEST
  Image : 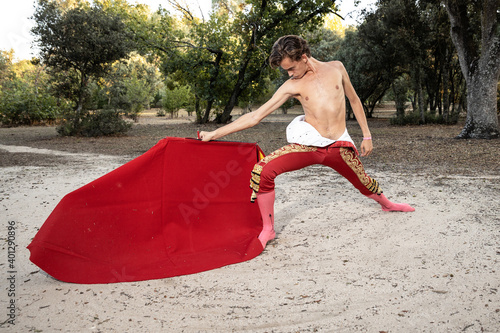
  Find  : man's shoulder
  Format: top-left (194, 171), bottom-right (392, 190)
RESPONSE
top-left (325, 60), bottom-right (345, 70)
top-left (276, 77), bottom-right (300, 95)
top-left (323, 61), bottom-right (348, 79)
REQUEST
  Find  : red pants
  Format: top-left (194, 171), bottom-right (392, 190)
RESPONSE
top-left (250, 143), bottom-right (382, 202)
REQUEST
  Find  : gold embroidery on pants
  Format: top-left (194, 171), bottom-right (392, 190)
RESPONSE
top-left (250, 144), bottom-right (317, 202)
top-left (340, 147), bottom-right (382, 194)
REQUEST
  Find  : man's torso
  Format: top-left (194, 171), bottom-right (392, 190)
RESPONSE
top-left (286, 61), bottom-right (347, 140)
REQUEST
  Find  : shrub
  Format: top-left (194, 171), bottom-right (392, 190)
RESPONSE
top-left (162, 85), bottom-right (194, 118)
top-left (0, 84), bottom-right (63, 126)
top-left (390, 111), bottom-right (459, 126)
top-left (57, 109), bottom-right (131, 137)
top-left (390, 111), bottom-right (422, 125)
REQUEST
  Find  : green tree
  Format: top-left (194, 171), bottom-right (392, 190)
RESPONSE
top-left (0, 50), bottom-right (14, 84)
top-left (31, 0), bottom-right (134, 135)
top-left (166, 11), bottom-right (235, 123)
top-left (143, 0), bottom-right (338, 124)
top-left (216, 0), bottom-right (338, 123)
top-left (0, 57), bottom-right (64, 126)
top-left (355, 0), bottom-right (430, 121)
top-left (444, 0), bottom-right (500, 139)
top-left (104, 54), bottom-right (162, 120)
top-left (306, 27), bottom-right (344, 62)
top-left (392, 74), bottom-right (411, 119)
top-left (162, 84), bottom-right (194, 118)
top-left (414, 0), bottom-right (464, 123)
top-left (335, 28), bottom-right (393, 118)
top-left (343, 0), bottom-right (465, 125)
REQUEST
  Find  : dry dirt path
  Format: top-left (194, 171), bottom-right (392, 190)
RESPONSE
top-left (0, 142), bottom-right (499, 332)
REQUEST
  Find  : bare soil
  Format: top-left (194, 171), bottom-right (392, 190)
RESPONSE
top-left (1, 110), bottom-right (499, 332)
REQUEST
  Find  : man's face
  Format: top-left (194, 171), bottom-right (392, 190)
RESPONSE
top-left (280, 55), bottom-right (308, 80)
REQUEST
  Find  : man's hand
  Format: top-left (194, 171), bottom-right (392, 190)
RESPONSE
top-left (360, 139), bottom-right (373, 157)
top-left (199, 131), bottom-right (216, 142)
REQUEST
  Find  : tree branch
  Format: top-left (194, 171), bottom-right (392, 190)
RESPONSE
top-left (168, 0), bottom-right (194, 21)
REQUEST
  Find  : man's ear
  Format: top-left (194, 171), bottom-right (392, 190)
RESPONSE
top-left (301, 54), bottom-right (308, 63)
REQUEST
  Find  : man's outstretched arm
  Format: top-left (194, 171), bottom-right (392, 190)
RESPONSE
top-left (339, 62), bottom-right (373, 157)
top-left (200, 85), bottom-right (292, 141)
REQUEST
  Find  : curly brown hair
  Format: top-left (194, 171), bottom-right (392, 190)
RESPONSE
top-left (269, 35), bottom-right (311, 69)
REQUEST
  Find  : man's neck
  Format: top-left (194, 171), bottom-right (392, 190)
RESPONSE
top-left (291, 57), bottom-right (318, 80)
top-left (306, 57), bottom-right (319, 74)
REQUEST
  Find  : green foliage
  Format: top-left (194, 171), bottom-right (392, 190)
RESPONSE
top-left (145, 0), bottom-right (337, 124)
top-left (32, 1), bottom-right (133, 77)
top-left (103, 54), bottom-right (163, 121)
top-left (161, 85), bottom-right (194, 118)
top-left (122, 76), bottom-right (151, 117)
top-left (0, 55), bottom-right (67, 126)
top-left (57, 109), bottom-right (131, 137)
top-left (8, 0), bottom-right (479, 134)
top-left (0, 86), bottom-right (62, 126)
top-left (215, 0), bottom-right (337, 123)
top-left (32, 0), bottom-right (134, 135)
top-left (356, 0), bottom-right (427, 116)
top-left (391, 75), bottom-right (411, 118)
top-left (150, 11), bottom-right (235, 123)
top-left (444, 0), bottom-right (500, 138)
top-left (334, 28), bottom-right (392, 118)
top-left (46, 68), bottom-right (81, 108)
top-left (0, 50), bottom-right (14, 83)
top-left (307, 28), bottom-right (343, 62)
top-left (333, 0), bottom-right (466, 123)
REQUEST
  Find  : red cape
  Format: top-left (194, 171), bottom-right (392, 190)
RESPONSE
top-left (28, 137), bottom-right (265, 284)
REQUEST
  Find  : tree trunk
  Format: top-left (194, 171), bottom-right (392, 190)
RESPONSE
top-left (200, 51), bottom-right (223, 124)
top-left (457, 66), bottom-right (499, 138)
top-left (393, 82), bottom-right (406, 119)
top-left (202, 100), bottom-right (213, 123)
top-left (445, 0), bottom-right (500, 139)
top-left (74, 72), bottom-right (88, 130)
top-left (216, 56), bottom-right (252, 123)
top-left (442, 48), bottom-right (451, 121)
top-left (194, 96), bottom-right (202, 123)
top-left (428, 54), bottom-right (440, 115)
top-left (416, 68), bottom-right (425, 123)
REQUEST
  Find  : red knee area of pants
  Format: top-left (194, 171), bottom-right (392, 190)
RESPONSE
top-left (258, 166), bottom-right (277, 193)
top-left (322, 148), bottom-right (377, 196)
top-left (258, 150), bottom-right (322, 193)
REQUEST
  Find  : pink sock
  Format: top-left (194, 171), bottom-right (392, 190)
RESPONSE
top-left (256, 190), bottom-right (276, 248)
top-left (368, 193), bottom-right (415, 212)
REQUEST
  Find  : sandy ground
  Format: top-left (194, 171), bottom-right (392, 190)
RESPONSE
top-left (0, 133), bottom-right (499, 333)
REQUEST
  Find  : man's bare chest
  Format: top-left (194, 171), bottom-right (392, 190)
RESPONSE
top-left (294, 77), bottom-right (343, 103)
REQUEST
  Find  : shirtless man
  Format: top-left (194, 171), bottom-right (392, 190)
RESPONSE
top-left (200, 35), bottom-right (414, 248)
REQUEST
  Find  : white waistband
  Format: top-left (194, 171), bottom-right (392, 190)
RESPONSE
top-left (286, 115), bottom-right (356, 147)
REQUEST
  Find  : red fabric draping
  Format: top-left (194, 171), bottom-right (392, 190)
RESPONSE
top-left (28, 137), bottom-right (265, 284)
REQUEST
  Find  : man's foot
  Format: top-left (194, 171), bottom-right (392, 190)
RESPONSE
top-left (380, 202), bottom-right (415, 212)
top-left (368, 193), bottom-right (415, 212)
top-left (258, 229), bottom-right (276, 248)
